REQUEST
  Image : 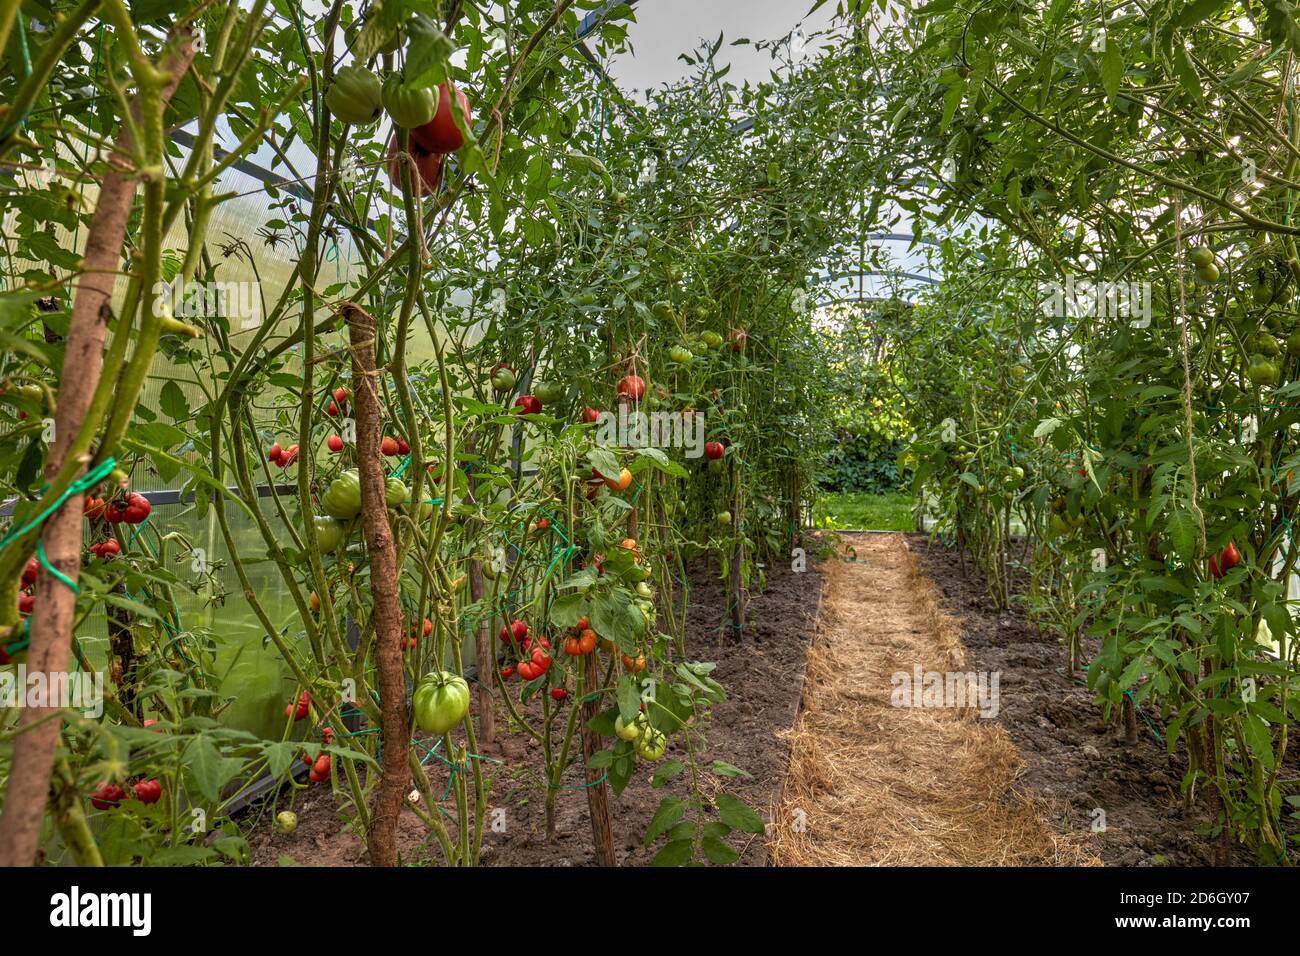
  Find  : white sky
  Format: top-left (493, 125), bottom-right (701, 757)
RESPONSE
top-left (604, 0), bottom-right (836, 93)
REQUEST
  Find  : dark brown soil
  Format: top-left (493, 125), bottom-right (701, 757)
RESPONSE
top-left (909, 535), bottom-right (1257, 867)
top-left (248, 553), bottom-right (822, 867)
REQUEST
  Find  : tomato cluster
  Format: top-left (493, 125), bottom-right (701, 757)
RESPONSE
top-left (267, 442), bottom-right (299, 468)
top-left (89, 778), bottom-right (162, 810)
top-left (285, 690), bottom-right (310, 722)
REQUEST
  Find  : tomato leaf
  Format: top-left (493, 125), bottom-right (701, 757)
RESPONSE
top-left (651, 759), bottom-right (685, 787)
top-left (701, 836), bottom-right (740, 865)
top-left (650, 838), bottom-right (694, 866)
top-left (643, 796), bottom-right (686, 847)
top-left (715, 792), bottom-right (767, 834)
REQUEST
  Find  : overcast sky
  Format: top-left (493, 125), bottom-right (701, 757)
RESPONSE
top-left (604, 0), bottom-right (836, 94)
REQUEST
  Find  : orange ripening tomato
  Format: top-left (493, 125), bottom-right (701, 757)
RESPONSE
top-left (622, 653), bottom-right (646, 673)
top-left (605, 468), bottom-right (633, 492)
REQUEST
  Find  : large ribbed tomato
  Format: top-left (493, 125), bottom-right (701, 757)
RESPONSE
top-left (387, 138), bottom-right (442, 196)
top-left (325, 66), bottom-right (383, 125)
top-left (382, 74), bottom-right (438, 128)
top-left (411, 82), bottom-right (472, 152)
top-left (412, 672), bottom-right (470, 735)
top-left (321, 471), bottom-right (362, 519)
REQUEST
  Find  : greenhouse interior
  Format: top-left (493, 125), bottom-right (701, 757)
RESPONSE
top-left (0, 0), bottom-right (1295, 914)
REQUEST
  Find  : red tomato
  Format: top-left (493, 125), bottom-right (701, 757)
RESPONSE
top-left (90, 782), bottom-right (126, 810)
top-left (581, 406), bottom-right (601, 424)
top-left (517, 661), bottom-right (538, 681)
top-left (328, 401), bottom-right (340, 416)
top-left (728, 328), bottom-right (747, 352)
top-left (328, 434), bottom-right (344, 453)
top-left (386, 137), bottom-right (443, 195)
top-left (499, 665), bottom-right (515, 680)
top-left (704, 441), bottom-right (725, 460)
top-left (17, 593), bottom-right (35, 615)
top-left (1221, 541), bottom-right (1241, 570)
top-left (514, 394), bottom-right (542, 415)
top-left (268, 442), bottom-right (282, 462)
top-left (381, 436), bottom-right (400, 456)
top-left (334, 387), bottom-right (348, 404)
top-left (499, 619), bottom-right (528, 643)
top-left (411, 82), bottom-right (472, 153)
top-left (550, 687), bottom-right (567, 701)
top-left (397, 438), bottom-right (410, 455)
top-left (122, 492), bottom-right (151, 524)
top-left (133, 779), bottom-right (163, 805)
top-left (309, 753), bottom-right (331, 783)
top-left (617, 375), bottom-right (646, 400)
top-left (21, 557), bottom-right (38, 587)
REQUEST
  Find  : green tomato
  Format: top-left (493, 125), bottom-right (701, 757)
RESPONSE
top-left (533, 380), bottom-right (566, 404)
top-left (614, 714), bottom-right (645, 741)
top-left (412, 672), bottom-right (470, 735)
top-left (382, 75), bottom-right (438, 128)
top-left (636, 581), bottom-right (654, 599)
top-left (716, 510), bottom-right (733, 527)
top-left (1189, 246), bottom-right (1215, 268)
top-left (636, 727), bottom-right (667, 761)
top-left (275, 811), bottom-right (298, 834)
top-left (385, 477), bottom-right (410, 507)
top-left (576, 291), bottom-right (597, 306)
top-left (321, 471), bottom-right (362, 519)
top-left (491, 367), bottom-right (517, 392)
top-left (1247, 354), bottom-right (1280, 387)
top-left (1251, 333), bottom-right (1281, 357)
top-left (1196, 262), bottom-right (1220, 283)
top-left (700, 330), bottom-right (724, 350)
top-left (1286, 330), bottom-right (1300, 358)
top-left (325, 66), bottom-right (383, 125)
top-left (313, 515), bottom-right (347, 552)
top-left (669, 345), bottom-right (694, 363)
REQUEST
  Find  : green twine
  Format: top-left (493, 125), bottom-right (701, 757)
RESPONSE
top-left (560, 772), bottom-right (607, 790)
top-left (389, 453), bottom-right (412, 479)
top-left (36, 539), bottom-right (78, 595)
top-left (0, 457), bottom-right (118, 553)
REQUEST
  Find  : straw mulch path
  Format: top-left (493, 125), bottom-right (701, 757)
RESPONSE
top-left (769, 533), bottom-right (1098, 866)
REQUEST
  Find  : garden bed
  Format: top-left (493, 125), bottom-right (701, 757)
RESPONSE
top-left (910, 535), bottom-right (1263, 867)
top-left (248, 554), bottom-right (823, 866)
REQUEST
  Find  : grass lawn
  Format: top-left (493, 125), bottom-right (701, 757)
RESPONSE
top-left (812, 491), bottom-right (917, 531)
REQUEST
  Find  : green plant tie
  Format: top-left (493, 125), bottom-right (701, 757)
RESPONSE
top-left (36, 539), bottom-right (78, 594)
top-left (0, 456), bottom-right (118, 558)
top-left (560, 772), bottom-right (608, 790)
